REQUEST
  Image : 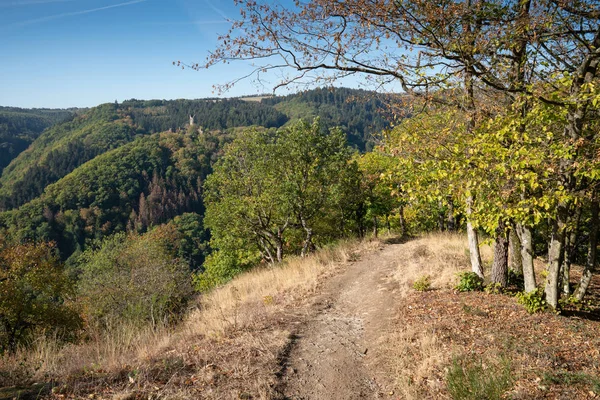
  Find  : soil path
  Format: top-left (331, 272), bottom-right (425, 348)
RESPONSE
top-left (277, 239), bottom-right (408, 399)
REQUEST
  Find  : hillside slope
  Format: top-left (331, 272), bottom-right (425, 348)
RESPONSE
top-left (0, 106), bottom-right (75, 174)
top-left (3, 234), bottom-right (599, 399)
top-left (0, 88), bottom-right (391, 211)
top-left (0, 129), bottom-right (224, 262)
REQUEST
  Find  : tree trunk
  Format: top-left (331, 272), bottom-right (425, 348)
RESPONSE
top-left (438, 200), bottom-right (445, 231)
top-left (299, 215), bottom-right (315, 257)
top-left (386, 215), bottom-right (391, 233)
top-left (466, 196), bottom-right (484, 278)
top-left (548, 25), bottom-right (600, 308)
top-left (372, 216), bottom-right (378, 238)
top-left (516, 223), bottom-right (537, 293)
top-left (447, 199), bottom-right (456, 232)
top-left (509, 228), bottom-right (523, 275)
top-left (398, 205), bottom-right (406, 237)
top-left (575, 200), bottom-right (599, 301)
top-left (561, 207), bottom-right (581, 295)
top-left (546, 208), bottom-right (567, 309)
top-left (491, 223), bottom-right (509, 287)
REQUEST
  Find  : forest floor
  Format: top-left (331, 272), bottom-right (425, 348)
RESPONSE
top-left (3, 233), bottom-right (600, 399)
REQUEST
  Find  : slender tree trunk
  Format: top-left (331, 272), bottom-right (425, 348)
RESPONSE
top-left (575, 200), bottom-right (599, 301)
top-left (438, 200), bottom-right (445, 231)
top-left (509, 228), bottom-right (523, 275)
top-left (398, 205), bottom-right (406, 237)
top-left (546, 208), bottom-right (567, 309)
top-left (300, 217), bottom-right (313, 257)
top-left (373, 216), bottom-right (378, 238)
top-left (516, 223), bottom-right (537, 292)
top-left (561, 207), bottom-right (581, 295)
top-left (447, 199), bottom-right (456, 232)
top-left (386, 214), bottom-right (391, 233)
top-left (466, 196), bottom-right (484, 278)
top-left (491, 223), bottom-right (509, 287)
top-left (547, 26), bottom-right (600, 308)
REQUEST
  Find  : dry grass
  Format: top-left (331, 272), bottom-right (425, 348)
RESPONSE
top-left (185, 239), bottom-right (364, 338)
top-left (393, 232), bottom-right (492, 294)
top-left (382, 232), bottom-right (600, 400)
top-left (0, 237), bottom-right (381, 398)
top-left (379, 327), bottom-right (447, 399)
top-left (372, 232), bottom-right (498, 398)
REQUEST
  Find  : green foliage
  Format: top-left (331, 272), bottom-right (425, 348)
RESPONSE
top-left (412, 275), bottom-right (432, 292)
top-left (515, 288), bottom-right (547, 314)
top-left (77, 225), bottom-right (193, 328)
top-left (169, 213), bottom-right (209, 271)
top-left (203, 119), bottom-right (357, 281)
top-left (446, 356), bottom-right (514, 400)
top-left (193, 250), bottom-right (258, 292)
top-left (0, 130), bottom-right (217, 261)
top-left (263, 87), bottom-right (391, 150)
top-left (455, 272), bottom-right (484, 292)
top-left (484, 282), bottom-right (504, 295)
top-left (357, 151), bottom-right (404, 236)
top-left (0, 241), bottom-right (81, 352)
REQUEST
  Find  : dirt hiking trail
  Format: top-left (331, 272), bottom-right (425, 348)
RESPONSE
top-left (276, 239), bottom-right (409, 399)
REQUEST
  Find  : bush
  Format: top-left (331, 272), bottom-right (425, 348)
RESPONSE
top-left (0, 241), bottom-right (81, 352)
top-left (413, 275), bottom-right (432, 291)
top-left (192, 249), bottom-right (257, 292)
top-left (78, 226), bottom-right (193, 328)
top-left (515, 288), bottom-right (547, 314)
top-left (455, 272), bottom-right (484, 292)
top-left (484, 282), bottom-right (504, 294)
top-left (446, 356), bottom-right (514, 400)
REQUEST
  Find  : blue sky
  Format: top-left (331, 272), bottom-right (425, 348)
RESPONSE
top-left (0, 0), bottom-right (276, 108)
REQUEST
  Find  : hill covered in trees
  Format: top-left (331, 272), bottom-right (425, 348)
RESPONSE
top-left (0, 106), bottom-right (76, 174)
top-left (0, 88), bottom-right (390, 211)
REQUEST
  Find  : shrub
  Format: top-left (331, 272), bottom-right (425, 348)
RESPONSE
top-left (515, 288), bottom-right (547, 314)
top-left (455, 272), bottom-right (484, 292)
top-left (193, 249), bottom-right (258, 292)
top-left (413, 275), bottom-right (432, 292)
top-left (78, 226), bottom-right (193, 328)
top-left (446, 356), bottom-right (514, 400)
top-left (484, 282), bottom-right (504, 294)
top-left (0, 241), bottom-right (81, 352)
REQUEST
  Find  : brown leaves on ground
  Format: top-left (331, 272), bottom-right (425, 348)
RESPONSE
top-left (382, 233), bottom-right (600, 400)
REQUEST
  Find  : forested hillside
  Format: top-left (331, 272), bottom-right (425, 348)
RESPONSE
top-left (263, 87), bottom-right (393, 150)
top-left (0, 129), bottom-right (224, 266)
top-left (0, 88), bottom-right (389, 211)
top-left (0, 107), bottom-right (75, 174)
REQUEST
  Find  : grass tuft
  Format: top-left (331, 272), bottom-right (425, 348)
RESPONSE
top-left (446, 355), bottom-right (514, 400)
